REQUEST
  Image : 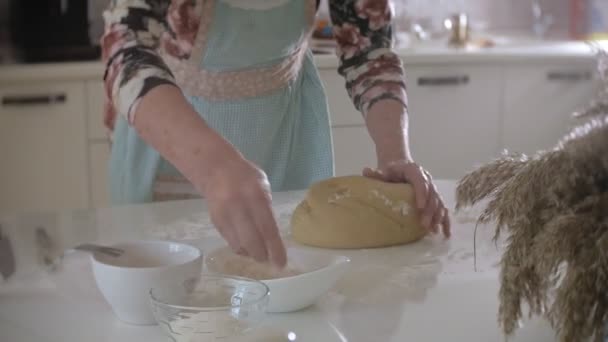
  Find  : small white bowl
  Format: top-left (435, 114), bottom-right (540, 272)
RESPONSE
top-left (206, 247), bottom-right (351, 313)
top-left (91, 240), bottom-right (203, 325)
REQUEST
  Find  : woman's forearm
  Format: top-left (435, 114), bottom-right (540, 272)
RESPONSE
top-left (133, 85), bottom-right (240, 192)
top-left (365, 99), bottom-right (413, 167)
top-left (132, 88), bottom-right (288, 267)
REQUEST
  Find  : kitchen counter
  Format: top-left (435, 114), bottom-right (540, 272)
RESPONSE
top-left (0, 180), bottom-right (558, 341)
top-left (0, 40), bottom-right (602, 83)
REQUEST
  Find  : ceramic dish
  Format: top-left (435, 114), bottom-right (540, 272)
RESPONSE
top-left (91, 240), bottom-right (203, 325)
top-left (205, 246), bottom-right (350, 313)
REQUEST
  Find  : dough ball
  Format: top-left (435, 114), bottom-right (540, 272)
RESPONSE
top-left (291, 175), bottom-right (427, 249)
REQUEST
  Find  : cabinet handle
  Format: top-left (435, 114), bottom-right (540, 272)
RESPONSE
top-left (417, 75), bottom-right (470, 87)
top-left (547, 71), bottom-right (592, 82)
top-left (1, 94), bottom-right (67, 106)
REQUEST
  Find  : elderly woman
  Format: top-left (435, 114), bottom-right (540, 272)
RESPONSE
top-left (101, 0), bottom-right (450, 267)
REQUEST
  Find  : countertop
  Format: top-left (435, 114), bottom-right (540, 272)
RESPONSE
top-left (0, 40), bottom-right (603, 83)
top-left (0, 180), bottom-right (559, 341)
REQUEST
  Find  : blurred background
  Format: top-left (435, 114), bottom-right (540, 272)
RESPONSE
top-left (0, 0), bottom-right (606, 215)
top-left (0, 0), bottom-right (606, 63)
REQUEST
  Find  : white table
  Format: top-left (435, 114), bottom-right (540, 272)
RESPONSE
top-left (0, 181), bottom-right (557, 341)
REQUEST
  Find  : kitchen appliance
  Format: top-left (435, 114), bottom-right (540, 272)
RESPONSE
top-left (8, 0), bottom-right (101, 63)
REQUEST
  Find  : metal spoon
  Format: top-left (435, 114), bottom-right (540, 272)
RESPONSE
top-left (71, 243), bottom-right (125, 257)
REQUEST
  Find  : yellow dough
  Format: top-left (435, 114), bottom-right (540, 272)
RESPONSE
top-left (291, 175), bottom-right (427, 249)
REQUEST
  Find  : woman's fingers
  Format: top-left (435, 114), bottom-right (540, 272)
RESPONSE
top-left (362, 167), bottom-right (385, 181)
top-left (230, 208), bottom-right (268, 263)
top-left (421, 192), bottom-right (439, 233)
top-left (251, 199), bottom-right (287, 268)
top-left (209, 204), bottom-right (243, 253)
top-left (367, 160), bottom-right (451, 238)
top-left (404, 166), bottom-right (430, 211)
top-left (430, 202), bottom-right (446, 234)
top-left (425, 178), bottom-right (450, 238)
top-left (215, 217), bottom-right (241, 253)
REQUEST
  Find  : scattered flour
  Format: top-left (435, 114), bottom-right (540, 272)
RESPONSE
top-left (327, 189), bottom-right (351, 204)
top-left (370, 189), bottom-right (411, 216)
top-left (147, 201), bottom-right (298, 241)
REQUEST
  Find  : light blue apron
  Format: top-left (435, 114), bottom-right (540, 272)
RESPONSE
top-left (109, 0), bottom-right (334, 204)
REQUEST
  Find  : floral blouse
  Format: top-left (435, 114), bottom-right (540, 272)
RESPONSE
top-left (101, 0), bottom-right (407, 131)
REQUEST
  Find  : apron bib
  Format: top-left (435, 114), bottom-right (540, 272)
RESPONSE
top-left (109, 0), bottom-right (333, 203)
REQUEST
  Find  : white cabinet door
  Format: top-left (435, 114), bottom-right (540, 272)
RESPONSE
top-left (317, 69), bottom-right (365, 126)
top-left (405, 65), bottom-right (503, 180)
top-left (89, 141), bottom-right (111, 208)
top-left (332, 126), bottom-right (376, 176)
top-left (0, 82), bottom-right (89, 213)
top-left (503, 61), bottom-right (600, 155)
top-left (86, 81), bottom-right (107, 140)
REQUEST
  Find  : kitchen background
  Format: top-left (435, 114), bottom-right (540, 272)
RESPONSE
top-left (0, 0), bottom-right (600, 61)
top-left (0, 0), bottom-right (606, 215)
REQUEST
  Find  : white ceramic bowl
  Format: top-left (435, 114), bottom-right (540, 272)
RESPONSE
top-left (91, 240), bottom-right (203, 325)
top-left (206, 247), bottom-right (351, 313)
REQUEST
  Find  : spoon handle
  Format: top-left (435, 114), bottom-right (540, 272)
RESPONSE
top-left (73, 244), bottom-right (124, 257)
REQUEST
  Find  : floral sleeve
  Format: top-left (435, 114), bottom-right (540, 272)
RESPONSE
top-left (329, 0), bottom-right (407, 117)
top-left (101, 0), bottom-right (198, 131)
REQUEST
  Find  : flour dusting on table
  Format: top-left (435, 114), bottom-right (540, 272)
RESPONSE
top-left (148, 202), bottom-right (299, 241)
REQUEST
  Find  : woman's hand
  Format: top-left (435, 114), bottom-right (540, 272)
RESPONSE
top-left (202, 155), bottom-right (287, 268)
top-left (133, 85), bottom-right (287, 268)
top-left (363, 160), bottom-right (451, 238)
top-left (361, 99), bottom-right (450, 238)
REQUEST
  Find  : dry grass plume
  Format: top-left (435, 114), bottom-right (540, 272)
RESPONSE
top-left (455, 46), bottom-right (608, 341)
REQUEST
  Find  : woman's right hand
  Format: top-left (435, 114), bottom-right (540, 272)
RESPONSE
top-left (133, 85), bottom-right (287, 268)
top-left (202, 154), bottom-right (287, 268)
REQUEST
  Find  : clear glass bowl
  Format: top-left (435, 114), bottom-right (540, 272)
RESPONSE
top-left (149, 274), bottom-right (269, 341)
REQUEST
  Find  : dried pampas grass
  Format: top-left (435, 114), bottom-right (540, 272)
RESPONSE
top-left (455, 47), bottom-right (608, 342)
top-left (575, 44), bottom-right (608, 121)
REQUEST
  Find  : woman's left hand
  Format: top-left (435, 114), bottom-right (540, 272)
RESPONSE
top-left (363, 160), bottom-right (451, 238)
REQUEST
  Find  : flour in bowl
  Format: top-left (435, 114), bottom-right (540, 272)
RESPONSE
top-left (207, 247), bottom-right (302, 280)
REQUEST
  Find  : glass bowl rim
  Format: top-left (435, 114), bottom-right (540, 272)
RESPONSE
top-left (149, 273), bottom-right (270, 312)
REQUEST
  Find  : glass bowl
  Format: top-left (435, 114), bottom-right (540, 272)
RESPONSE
top-left (149, 274), bottom-right (269, 341)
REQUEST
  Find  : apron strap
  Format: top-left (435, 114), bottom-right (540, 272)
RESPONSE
top-left (162, 0), bottom-right (317, 102)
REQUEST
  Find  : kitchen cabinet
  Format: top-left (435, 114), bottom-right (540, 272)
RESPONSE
top-left (85, 80), bottom-right (112, 208)
top-left (320, 65), bottom-right (506, 180)
top-left (319, 69), bottom-right (375, 177)
top-left (89, 141), bottom-right (111, 208)
top-left (1, 46), bottom-right (601, 211)
top-left (0, 82), bottom-right (89, 213)
top-left (405, 65), bottom-right (503, 179)
top-left (86, 81), bottom-right (107, 140)
top-left (331, 126), bottom-right (376, 176)
top-left (502, 61), bottom-right (600, 154)
top-left (320, 71), bottom-right (364, 126)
